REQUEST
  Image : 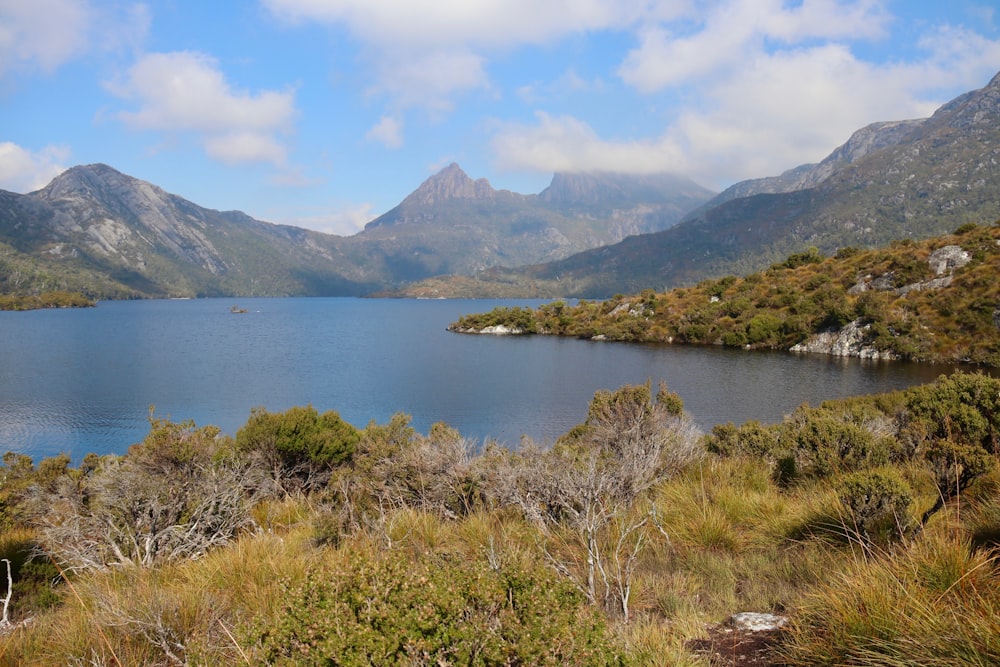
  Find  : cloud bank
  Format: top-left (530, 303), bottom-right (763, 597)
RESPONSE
top-left (105, 51), bottom-right (298, 166)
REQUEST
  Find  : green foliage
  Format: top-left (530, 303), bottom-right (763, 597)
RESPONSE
top-left (771, 246), bottom-right (824, 270)
top-left (235, 405), bottom-right (359, 487)
top-left (838, 468), bottom-right (914, 543)
top-left (449, 225), bottom-right (1000, 365)
top-left (450, 306), bottom-right (539, 333)
top-left (706, 421), bottom-right (780, 460)
top-left (253, 549), bottom-right (628, 666)
top-left (0, 291), bottom-right (95, 311)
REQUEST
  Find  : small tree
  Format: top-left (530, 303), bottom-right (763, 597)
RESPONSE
top-left (838, 469), bottom-right (914, 544)
top-left (492, 383), bottom-right (702, 619)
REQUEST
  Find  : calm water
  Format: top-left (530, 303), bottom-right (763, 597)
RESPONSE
top-left (0, 297), bottom-right (957, 461)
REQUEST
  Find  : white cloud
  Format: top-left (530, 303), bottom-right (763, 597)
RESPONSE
top-left (261, 0), bottom-right (687, 129)
top-left (0, 0), bottom-right (91, 76)
top-left (494, 1), bottom-right (1000, 189)
top-left (105, 51), bottom-right (297, 166)
top-left (279, 203), bottom-right (376, 236)
top-left (619, 0), bottom-right (889, 92)
top-left (365, 115), bottom-right (404, 148)
top-left (0, 1), bottom-right (151, 78)
top-left (204, 131), bottom-right (288, 165)
top-left (492, 112), bottom-right (684, 175)
top-left (0, 142), bottom-right (70, 192)
top-left (262, 0), bottom-right (664, 49)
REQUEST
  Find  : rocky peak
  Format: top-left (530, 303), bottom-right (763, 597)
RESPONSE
top-left (38, 163), bottom-right (171, 212)
top-left (923, 69), bottom-right (1000, 131)
top-left (822, 119), bottom-right (924, 166)
top-left (400, 163), bottom-right (496, 207)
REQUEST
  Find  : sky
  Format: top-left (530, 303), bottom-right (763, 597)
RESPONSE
top-left (1, 1), bottom-right (999, 236)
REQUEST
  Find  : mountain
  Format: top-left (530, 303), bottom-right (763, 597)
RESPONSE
top-left (695, 118), bottom-right (925, 210)
top-left (0, 164), bottom-right (383, 298)
top-left (0, 162), bottom-right (714, 298)
top-left (413, 70), bottom-right (1000, 298)
top-left (353, 163), bottom-right (715, 281)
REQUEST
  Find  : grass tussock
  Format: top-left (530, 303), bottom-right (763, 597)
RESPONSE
top-left (783, 523), bottom-right (1000, 666)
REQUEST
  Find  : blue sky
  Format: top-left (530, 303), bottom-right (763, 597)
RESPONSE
top-left (2, 1), bottom-right (999, 235)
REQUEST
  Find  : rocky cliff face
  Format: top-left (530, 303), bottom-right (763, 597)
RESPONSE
top-left (699, 118), bottom-right (924, 209)
top-left (34, 164), bottom-right (229, 274)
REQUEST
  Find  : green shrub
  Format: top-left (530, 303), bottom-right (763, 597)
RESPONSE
top-left (236, 405), bottom-right (359, 487)
top-left (251, 550), bottom-right (629, 666)
top-left (707, 421), bottom-right (780, 460)
top-left (746, 313), bottom-right (783, 345)
top-left (838, 469), bottom-right (914, 543)
top-left (785, 412), bottom-right (890, 479)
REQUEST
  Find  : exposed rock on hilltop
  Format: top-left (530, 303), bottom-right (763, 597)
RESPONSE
top-left (366, 163), bottom-right (507, 227)
top-left (0, 163), bottom-right (380, 298)
top-left (357, 162), bottom-right (715, 279)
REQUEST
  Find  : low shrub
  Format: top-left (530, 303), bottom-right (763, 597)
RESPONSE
top-left (837, 469), bottom-right (914, 544)
top-left (250, 549), bottom-right (629, 666)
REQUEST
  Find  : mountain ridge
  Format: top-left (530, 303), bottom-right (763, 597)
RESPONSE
top-left (0, 161), bottom-right (714, 298)
top-left (398, 70), bottom-right (1000, 298)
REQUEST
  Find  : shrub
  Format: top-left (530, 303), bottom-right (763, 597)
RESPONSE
top-left (235, 405), bottom-right (359, 491)
top-left (784, 412), bottom-right (891, 479)
top-left (707, 421), bottom-right (781, 460)
top-left (838, 469), bottom-right (914, 543)
top-left (31, 417), bottom-right (267, 570)
top-left (746, 313), bottom-right (783, 345)
top-left (250, 549), bottom-right (629, 666)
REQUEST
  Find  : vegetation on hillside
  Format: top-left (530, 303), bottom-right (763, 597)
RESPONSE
top-left (0, 291), bottom-right (95, 311)
top-left (451, 222), bottom-right (1000, 366)
top-left (0, 241), bottom-right (138, 304)
top-left (1, 373), bottom-right (999, 665)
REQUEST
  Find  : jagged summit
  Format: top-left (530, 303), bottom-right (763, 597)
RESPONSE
top-left (402, 162), bottom-right (497, 206)
top-left (364, 163), bottom-right (508, 230)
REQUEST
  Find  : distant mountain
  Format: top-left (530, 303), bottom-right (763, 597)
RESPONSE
top-left (408, 70), bottom-right (1000, 298)
top-left (0, 164), bottom-right (383, 298)
top-left (695, 118), bottom-right (925, 211)
top-left (354, 163), bottom-right (715, 281)
top-left (0, 162), bottom-right (714, 298)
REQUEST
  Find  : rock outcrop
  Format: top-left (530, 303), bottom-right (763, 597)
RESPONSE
top-left (789, 319), bottom-right (899, 360)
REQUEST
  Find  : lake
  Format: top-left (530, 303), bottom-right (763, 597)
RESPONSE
top-left (0, 297), bottom-right (958, 462)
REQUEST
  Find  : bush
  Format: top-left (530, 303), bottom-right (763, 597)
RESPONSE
top-left (250, 549), bottom-right (629, 666)
top-left (31, 417), bottom-right (267, 570)
top-left (838, 469), bottom-right (914, 543)
top-left (236, 405), bottom-right (359, 491)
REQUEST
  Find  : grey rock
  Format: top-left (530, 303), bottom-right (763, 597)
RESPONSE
top-left (728, 612), bottom-right (789, 632)
top-left (790, 319), bottom-right (899, 360)
top-left (928, 245), bottom-right (970, 275)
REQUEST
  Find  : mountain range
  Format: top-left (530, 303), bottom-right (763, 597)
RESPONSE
top-left (412, 70), bottom-right (1000, 297)
top-left (0, 161), bottom-right (712, 299)
top-left (2, 70), bottom-right (999, 300)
